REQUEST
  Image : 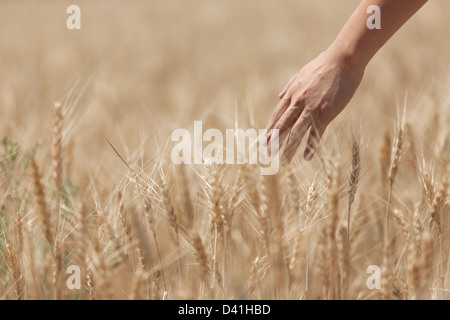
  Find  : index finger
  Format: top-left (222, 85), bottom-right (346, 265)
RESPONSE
top-left (265, 96), bottom-right (291, 132)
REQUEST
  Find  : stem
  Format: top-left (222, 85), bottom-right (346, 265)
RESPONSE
top-left (346, 201), bottom-right (352, 298)
top-left (385, 182), bottom-right (393, 248)
top-left (175, 231), bottom-right (182, 290)
top-left (305, 236), bottom-right (310, 300)
top-left (152, 232), bottom-right (167, 297)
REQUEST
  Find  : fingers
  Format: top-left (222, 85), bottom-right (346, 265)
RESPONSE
top-left (265, 96), bottom-right (291, 132)
top-left (279, 75), bottom-right (296, 99)
top-left (268, 100), bottom-right (305, 148)
top-left (303, 120), bottom-right (328, 161)
top-left (281, 113), bottom-right (313, 164)
top-left (266, 74), bottom-right (298, 137)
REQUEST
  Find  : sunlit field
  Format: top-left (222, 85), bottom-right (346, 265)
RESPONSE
top-left (0, 0), bottom-right (449, 300)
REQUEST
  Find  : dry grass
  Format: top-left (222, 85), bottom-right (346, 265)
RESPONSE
top-left (0, 0), bottom-right (449, 300)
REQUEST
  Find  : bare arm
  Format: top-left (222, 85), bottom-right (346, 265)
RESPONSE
top-left (329, 0), bottom-right (428, 67)
top-left (266, 0), bottom-right (428, 163)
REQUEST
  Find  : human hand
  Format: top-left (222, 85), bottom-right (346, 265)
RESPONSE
top-left (265, 51), bottom-right (365, 163)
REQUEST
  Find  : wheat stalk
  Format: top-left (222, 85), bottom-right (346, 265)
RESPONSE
top-left (30, 155), bottom-right (53, 247)
top-left (52, 101), bottom-right (63, 232)
top-left (4, 237), bottom-right (23, 300)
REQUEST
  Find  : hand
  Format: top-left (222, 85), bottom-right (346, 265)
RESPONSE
top-left (265, 50), bottom-right (365, 163)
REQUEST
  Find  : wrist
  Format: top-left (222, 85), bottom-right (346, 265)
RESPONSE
top-left (324, 41), bottom-right (369, 73)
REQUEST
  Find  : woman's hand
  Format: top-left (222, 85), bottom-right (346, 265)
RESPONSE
top-left (265, 0), bottom-right (428, 164)
top-left (265, 50), bottom-right (365, 163)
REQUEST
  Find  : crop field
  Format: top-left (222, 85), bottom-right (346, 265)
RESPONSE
top-left (0, 0), bottom-right (449, 300)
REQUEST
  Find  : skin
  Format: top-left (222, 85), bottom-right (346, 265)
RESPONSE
top-left (265, 0), bottom-right (428, 164)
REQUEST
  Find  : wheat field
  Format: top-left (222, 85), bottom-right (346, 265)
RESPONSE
top-left (0, 0), bottom-right (449, 300)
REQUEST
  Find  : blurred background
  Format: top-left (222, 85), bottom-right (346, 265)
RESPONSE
top-left (1, 0), bottom-right (449, 179)
top-left (1, 0), bottom-right (449, 300)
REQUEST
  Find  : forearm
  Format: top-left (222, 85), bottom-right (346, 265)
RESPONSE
top-left (327, 0), bottom-right (428, 68)
top-left (268, 0), bottom-right (429, 162)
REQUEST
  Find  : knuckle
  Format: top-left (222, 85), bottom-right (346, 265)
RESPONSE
top-left (290, 103), bottom-right (302, 112)
top-left (288, 83), bottom-right (300, 95)
top-left (274, 122), bottom-right (284, 131)
top-left (302, 105), bottom-right (313, 114)
top-left (281, 95), bottom-right (291, 103)
top-left (290, 95), bottom-right (305, 108)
